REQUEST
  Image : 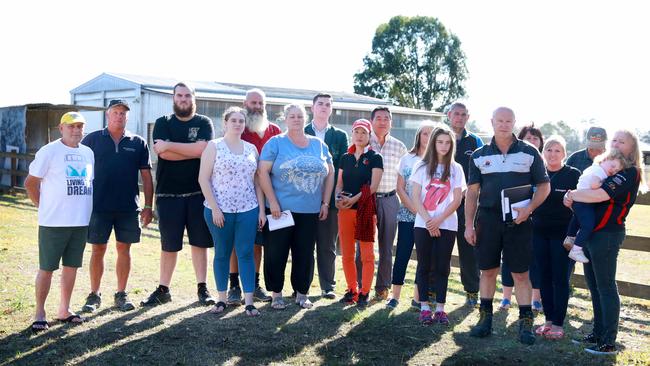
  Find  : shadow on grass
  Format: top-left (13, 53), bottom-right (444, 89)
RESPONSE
top-left (0, 195), bottom-right (37, 212)
top-left (0, 304), bottom-right (192, 365)
top-left (73, 299), bottom-right (349, 365)
top-left (315, 300), bottom-right (477, 365)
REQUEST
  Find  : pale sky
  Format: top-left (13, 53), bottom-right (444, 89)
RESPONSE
top-left (2, 0), bottom-right (648, 134)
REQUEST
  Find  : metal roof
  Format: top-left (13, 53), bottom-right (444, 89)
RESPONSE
top-left (72, 72), bottom-right (444, 117)
top-left (0, 103), bottom-right (105, 111)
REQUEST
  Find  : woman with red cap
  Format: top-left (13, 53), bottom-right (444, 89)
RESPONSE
top-left (335, 119), bottom-right (383, 307)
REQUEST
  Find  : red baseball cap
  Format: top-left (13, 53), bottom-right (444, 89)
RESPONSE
top-left (352, 119), bottom-right (372, 133)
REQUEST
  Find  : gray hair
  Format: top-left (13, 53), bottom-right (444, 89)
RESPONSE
top-left (246, 88), bottom-right (266, 100)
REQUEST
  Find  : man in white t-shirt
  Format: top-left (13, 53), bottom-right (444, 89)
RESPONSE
top-left (25, 111), bottom-right (94, 332)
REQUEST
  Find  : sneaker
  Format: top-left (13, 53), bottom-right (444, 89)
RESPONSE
top-left (470, 310), bottom-right (493, 338)
top-left (227, 286), bottom-right (242, 306)
top-left (563, 236), bottom-right (575, 251)
top-left (518, 317), bottom-right (536, 345)
top-left (585, 343), bottom-right (617, 355)
top-left (532, 300), bottom-right (543, 313)
top-left (499, 298), bottom-right (511, 311)
top-left (465, 292), bottom-right (479, 307)
top-left (410, 299), bottom-right (420, 311)
top-left (198, 287), bottom-right (216, 306)
top-left (433, 311), bottom-right (450, 325)
top-left (141, 287), bottom-right (171, 306)
top-left (569, 246), bottom-right (590, 263)
top-left (572, 332), bottom-right (599, 345)
top-left (374, 289), bottom-right (388, 301)
top-left (419, 309), bottom-right (433, 325)
top-left (386, 298), bottom-right (399, 309)
top-left (254, 286), bottom-right (272, 302)
top-left (321, 290), bottom-right (336, 300)
top-left (339, 290), bottom-right (358, 304)
top-left (114, 291), bottom-right (135, 311)
top-left (81, 292), bottom-right (101, 313)
top-left (357, 292), bottom-right (369, 308)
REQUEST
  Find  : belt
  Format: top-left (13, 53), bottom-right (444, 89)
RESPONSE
top-left (375, 190), bottom-right (396, 198)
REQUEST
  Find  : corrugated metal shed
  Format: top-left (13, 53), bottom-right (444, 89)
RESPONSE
top-left (70, 72), bottom-right (446, 145)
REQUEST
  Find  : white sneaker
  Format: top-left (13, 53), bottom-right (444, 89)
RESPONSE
top-left (568, 246), bottom-right (589, 263)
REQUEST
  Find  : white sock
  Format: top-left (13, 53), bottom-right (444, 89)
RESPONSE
top-left (436, 303), bottom-right (445, 312)
top-left (421, 303), bottom-right (431, 311)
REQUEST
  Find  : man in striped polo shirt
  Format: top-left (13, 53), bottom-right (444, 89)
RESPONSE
top-left (464, 107), bottom-right (550, 344)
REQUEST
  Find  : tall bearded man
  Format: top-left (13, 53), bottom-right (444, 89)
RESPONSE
top-left (226, 88), bottom-right (280, 304)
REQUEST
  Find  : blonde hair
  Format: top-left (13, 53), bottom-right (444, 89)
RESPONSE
top-left (594, 149), bottom-right (631, 170)
top-left (409, 120), bottom-right (441, 154)
top-left (613, 129), bottom-right (647, 193)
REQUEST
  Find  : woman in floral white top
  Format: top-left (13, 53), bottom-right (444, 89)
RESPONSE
top-left (199, 107), bottom-right (265, 316)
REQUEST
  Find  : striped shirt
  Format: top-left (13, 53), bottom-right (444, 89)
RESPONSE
top-left (371, 134), bottom-right (407, 194)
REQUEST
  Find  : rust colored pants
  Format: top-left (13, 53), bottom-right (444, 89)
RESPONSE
top-left (338, 208), bottom-right (375, 295)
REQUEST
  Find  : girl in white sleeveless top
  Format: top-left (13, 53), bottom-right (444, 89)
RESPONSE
top-left (199, 107), bottom-right (266, 317)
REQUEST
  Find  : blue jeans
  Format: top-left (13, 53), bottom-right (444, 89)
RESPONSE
top-left (204, 207), bottom-right (258, 293)
top-left (566, 202), bottom-right (596, 247)
top-left (583, 230), bottom-right (625, 345)
top-left (533, 229), bottom-right (571, 326)
top-left (391, 221), bottom-right (415, 286)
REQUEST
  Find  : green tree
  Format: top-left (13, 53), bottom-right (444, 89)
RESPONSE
top-left (539, 121), bottom-right (582, 154)
top-left (354, 16), bottom-right (468, 112)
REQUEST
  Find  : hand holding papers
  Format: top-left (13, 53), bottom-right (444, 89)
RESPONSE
top-left (501, 185), bottom-right (533, 223)
top-left (266, 210), bottom-right (295, 231)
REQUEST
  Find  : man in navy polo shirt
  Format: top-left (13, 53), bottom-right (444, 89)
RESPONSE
top-left (464, 107), bottom-right (550, 344)
top-left (448, 102), bottom-right (483, 307)
top-left (81, 99), bottom-right (154, 312)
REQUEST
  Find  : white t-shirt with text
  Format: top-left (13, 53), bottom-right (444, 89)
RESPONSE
top-left (409, 161), bottom-right (466, 231)
top-left (29, 139), bottom-right (94, 227)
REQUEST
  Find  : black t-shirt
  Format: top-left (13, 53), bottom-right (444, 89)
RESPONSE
top-left (152, 114), bottom-right (214, 196)
top-left (532, 165), bottom-right (580, 238)
top-left (594, 167), bottom-right (640, 232)
top-left (340, 149), bottom-right (383, 208)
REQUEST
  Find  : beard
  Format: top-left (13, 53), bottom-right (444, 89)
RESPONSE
top-left (246, 108), bottom-right (269, 133)
top-left (173, 100), bottom-right (196, 118)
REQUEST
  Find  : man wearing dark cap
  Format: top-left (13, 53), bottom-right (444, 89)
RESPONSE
top-left (80, 99), bottom-right (154, 312)
top-left (566, 126), bottom-right (608, 173)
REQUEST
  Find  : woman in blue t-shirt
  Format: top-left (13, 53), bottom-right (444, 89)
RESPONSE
top-left (258, 104), bottom-right (334, 310)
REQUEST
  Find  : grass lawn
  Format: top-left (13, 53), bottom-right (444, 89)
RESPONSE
top-left (1, 193), bottom-right (649, 365)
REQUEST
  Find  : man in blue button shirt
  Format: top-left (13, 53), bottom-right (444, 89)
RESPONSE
top-left (81, 99), bottom-right (154, 312)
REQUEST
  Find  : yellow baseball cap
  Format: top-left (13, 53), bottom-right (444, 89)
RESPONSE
top-left (60, 111), bottom-right (87, 125)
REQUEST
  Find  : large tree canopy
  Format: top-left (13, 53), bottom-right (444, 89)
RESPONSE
top-left (354, 15), bottom-right (468, 112)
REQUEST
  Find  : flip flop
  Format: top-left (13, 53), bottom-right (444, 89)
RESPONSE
top-left (31, 320), bottom-right (49, 333)
top-left (535, 324), bottom-right (551, 336)
top-left (57, 314), bottom-right (85, 324)
top-left (245, 305), bottom-right (260, 317)
top-left (271, 297), bottom-right (287, 310)
top-left (544, 329), bottom-right (565, 340)
top-left (209, 301), bottom-right (227, 314)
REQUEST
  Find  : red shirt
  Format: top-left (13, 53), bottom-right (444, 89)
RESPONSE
top-left (241, 123), bottom-right (282, 154)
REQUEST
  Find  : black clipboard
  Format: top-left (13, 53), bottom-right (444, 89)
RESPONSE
top-left (501, 184), bottom-right (533, 222)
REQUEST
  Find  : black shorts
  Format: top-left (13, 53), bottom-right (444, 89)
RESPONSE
top-left (475, 208), bottom-right (532, 273)
top-left (87, 211), bottom-right (141, 244)
top-left (156, 195), bottom-right (213, 252)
